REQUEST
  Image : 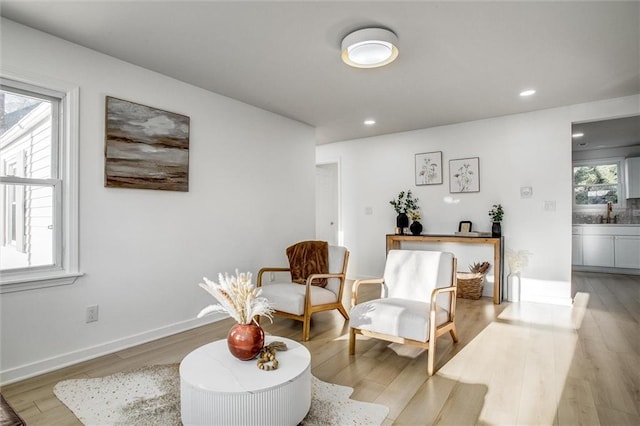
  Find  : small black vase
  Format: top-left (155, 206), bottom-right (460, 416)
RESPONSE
top-left (492, 222), bottom-right (502, 237)
top-left (410, 221), bottom-right (423, 236)
top-left (396, 213), bottom-right (409, 234)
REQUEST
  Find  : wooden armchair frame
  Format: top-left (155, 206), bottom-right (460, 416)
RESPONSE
top-left (348, 256), bottom-right (458, 376)
top-left (257, 249), bottom-right (350, 341)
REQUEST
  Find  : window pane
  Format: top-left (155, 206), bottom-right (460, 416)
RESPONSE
top-left (0, 183), bottom-right (54, 270)
top-left (573, 164), bottom-right (618, 185)
top-left (1, 90), bottom-right (53, 179)
top-left (574, 185), bottom-right (618, 205)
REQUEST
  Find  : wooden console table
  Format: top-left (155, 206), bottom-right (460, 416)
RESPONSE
top-left (386, 234), bottom-right (504, 304)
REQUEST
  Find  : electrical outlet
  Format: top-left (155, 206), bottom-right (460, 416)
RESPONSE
top-left (86, 305), bottom-right (99, 323)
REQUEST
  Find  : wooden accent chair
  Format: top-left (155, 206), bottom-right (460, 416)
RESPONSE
top-left (348, 250), bottom-right (458, 376)
top-left (257, 243), bottom-right (350, 341)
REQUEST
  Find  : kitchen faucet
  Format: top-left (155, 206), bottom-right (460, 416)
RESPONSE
top-left (599, 201), bottom-right (617, 223)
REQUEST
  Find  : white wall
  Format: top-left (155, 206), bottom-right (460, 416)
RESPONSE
top-left (317, 95), bottom-right (640, 305)
top-left (0, 19), bottom-right (316, 383)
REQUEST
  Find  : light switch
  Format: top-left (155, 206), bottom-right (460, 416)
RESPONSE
top-left (364, 207), bottom-right (373, 215)
top-left (544, 201), bottom-right (556, 211)
top-left (520, 186), bottom-right (533, 198)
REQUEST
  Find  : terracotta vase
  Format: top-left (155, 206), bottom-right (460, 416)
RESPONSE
top-left (227, 322), bottom-right (265, 360)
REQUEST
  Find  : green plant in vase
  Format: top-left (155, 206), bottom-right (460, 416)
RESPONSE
top-left (488, 204), bottom-right (504, 237)
top-left (408, 209), bottom-right (423, 235)
top-left (389, 190), bottom-right (419, 234)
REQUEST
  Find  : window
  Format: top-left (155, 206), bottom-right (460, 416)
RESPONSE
top-left (573, 158), bottom-right (625, 208)
top-left (0, 76), bottom-right (81, 292)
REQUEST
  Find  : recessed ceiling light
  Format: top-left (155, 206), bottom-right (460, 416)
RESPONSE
top-left (572, 132), bottom-right (584, 138)
top-left (341, 28), bottom-right (399, 68)
top-left (520, 89), bottom-right (536, 97)
top-left (364, 119), bottom-right (376, 125)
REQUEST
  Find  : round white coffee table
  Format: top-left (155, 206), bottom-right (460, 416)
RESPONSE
top-left (180, 335), bottom-right (311, 426)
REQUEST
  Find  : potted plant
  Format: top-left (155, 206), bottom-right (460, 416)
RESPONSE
top-left (197, 270), bottom-right (274, 360)
top-left (390, 190), bottom-right (419, 234)
top-left (488, 204), bottom-right (504, 237)
top-left (408, 209), bottom-right (423, 235)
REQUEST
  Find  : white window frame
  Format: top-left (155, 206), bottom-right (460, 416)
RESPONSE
top-left (0, 73), bottom-right (82, 293)
top-left (572, 157), bottom-right (627, 211)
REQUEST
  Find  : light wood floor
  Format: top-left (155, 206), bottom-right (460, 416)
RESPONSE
top-left (2, 271), bottom-right (639, 425)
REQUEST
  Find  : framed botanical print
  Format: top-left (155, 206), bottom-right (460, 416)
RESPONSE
top-left (415, 151), bottom-right (443, 185)
top-left (449, 157), bottom-right (480, 193)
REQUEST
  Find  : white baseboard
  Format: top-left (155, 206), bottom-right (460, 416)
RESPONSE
top-left (572, 265), bottom-right (640, 275)
top-left (0, 313), bottom-right (226, 386)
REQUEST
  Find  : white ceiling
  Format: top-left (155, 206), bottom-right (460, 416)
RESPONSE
top-left (572, 115), bottom-right (640, 152)
top-left (1, 1), bottom-right (639, 145)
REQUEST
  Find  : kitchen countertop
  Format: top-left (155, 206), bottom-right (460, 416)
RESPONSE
top-left (573, 223), bottom-right (640, 227)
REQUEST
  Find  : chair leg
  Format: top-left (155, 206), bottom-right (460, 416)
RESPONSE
top-left (337, 305), bottom-right (349, 320)
top-left (427, 337), bottom-right (436, 376)
top-left (302, 314), bottom-right (311, 342)
top-left (449, 324), bottom-right (459, 343)
top-left (348, 328), bottom-right (356, 355)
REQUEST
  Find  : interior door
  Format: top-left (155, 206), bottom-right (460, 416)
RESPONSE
top-left (315, 162), bottom-right (339, 246)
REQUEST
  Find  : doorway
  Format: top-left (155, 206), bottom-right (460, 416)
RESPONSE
top-left (315, 161), bottom-right (340, 246)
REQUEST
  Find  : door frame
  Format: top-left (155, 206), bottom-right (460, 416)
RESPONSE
top-left (315, 158), bottom-right (342, 246)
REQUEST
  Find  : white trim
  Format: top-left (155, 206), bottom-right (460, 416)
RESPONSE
top-left (315, 157), bottom-right (343, 246)
top-left (0, 72), bottom-right (81, 291)
top-left (572, 156), bottom-right (627, 210)
top-left (0, 313), bottom-right (228, 385)
top-left (572, 265), bottom-right (640, 276)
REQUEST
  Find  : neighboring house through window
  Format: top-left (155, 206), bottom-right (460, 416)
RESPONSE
top-left (0, 76), bottom-right (81, 292)
top-left (573, 158), bottom-right (626, 209)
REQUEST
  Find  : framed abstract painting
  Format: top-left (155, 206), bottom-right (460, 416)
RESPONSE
top-left (104, 96), bottom-right (190, 192)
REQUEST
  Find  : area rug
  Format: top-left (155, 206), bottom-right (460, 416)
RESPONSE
top-left (53, 364), bottom-right (389, 425)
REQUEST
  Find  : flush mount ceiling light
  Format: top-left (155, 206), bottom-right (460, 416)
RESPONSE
top-left (341, 28), bottom-right (399, 68)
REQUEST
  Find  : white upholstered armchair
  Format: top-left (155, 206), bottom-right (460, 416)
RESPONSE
top-left (257, 243), bottom-right (350, 341)
top-left (348, 250), bottom-right (458, 376)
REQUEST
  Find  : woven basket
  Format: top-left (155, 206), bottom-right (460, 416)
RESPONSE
top-left (456, 272), bottom-right (485, 300)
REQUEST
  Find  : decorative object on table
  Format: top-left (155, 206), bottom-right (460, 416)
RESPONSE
top-left (104, 96), bottom-right (190, 192)
top-left (408, 210), bottom-right (423, 235)
top-left (456, 261), bottom-right (490, 300)
top-left (458, 220), bottom-right (472, 233)
top-left (256, 341), bottom-right (288, 371)
top-left (197, 270), bottom-right (274, 360)
top-left (415, 151), bottom-right (443, 185)
top-left (506, 249), bottom-right (531, 302)
top-left (389, 190), bottom-right (419, 234)
top-left (53, 364), bottom-right (390, 426)
top-left (449, 157), bottom-right (480, 193)
top-left (488, 204), bottom-right (504, 237)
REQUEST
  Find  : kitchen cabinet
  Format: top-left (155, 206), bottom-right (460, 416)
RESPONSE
top-left (626, 157), bottom-right (640, 199)
top-left (614, 236), bottom-right (640, 268)
top-left (572, 235), bottom-right (583, 265)
top-left (582, 235), bottom-right (614, 267)
top-left (573, 225), bottom-right (640, 270)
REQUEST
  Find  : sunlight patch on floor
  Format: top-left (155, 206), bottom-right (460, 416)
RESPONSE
top-left (436, 296), bottom-right (590, 425)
